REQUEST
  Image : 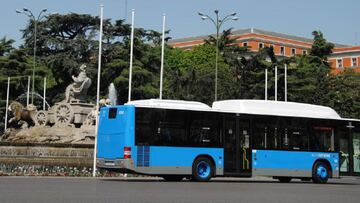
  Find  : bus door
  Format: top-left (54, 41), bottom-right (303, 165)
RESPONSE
top-left (223, 116), bottom-right (252, 176)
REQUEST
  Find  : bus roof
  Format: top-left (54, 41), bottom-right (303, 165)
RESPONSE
top-left (124, 99), bottom-right (359, 121)
top-left (212, 100), bottom-right (342, 120)
top-left (126, 99), bottom-right (212, 111)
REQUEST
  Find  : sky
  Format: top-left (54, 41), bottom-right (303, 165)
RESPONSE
top-left (1, 0), bottom-right (360, 47)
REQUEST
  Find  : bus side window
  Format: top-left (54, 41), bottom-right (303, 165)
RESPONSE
top-left (289, 129), bottom-right (308, 150)
top-left (281, 118), bottom-right (308, 151)
top-left (135, 108), bottom-right (155, 146)
top-left (189, 113), bottom-right (219, 147)
top-left (158, 121), bottom-right (187, 146)
top-left (252, 117), bottom-right (281, 150)
top-left (156, 109), bottom-right (187, 147)
top-left (253, 123), bottom-right (266, 149)
top-left (310, 127), bottom-right (334, 152)
top-left (282, 128), bottom-right (290, 150)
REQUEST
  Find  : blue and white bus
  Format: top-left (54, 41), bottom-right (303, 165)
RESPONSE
top-left (96, 99), bottom-right (360, 183)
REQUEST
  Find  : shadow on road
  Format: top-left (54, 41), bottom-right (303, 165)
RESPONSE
top-left (100, 177), bottom-right (360, 186)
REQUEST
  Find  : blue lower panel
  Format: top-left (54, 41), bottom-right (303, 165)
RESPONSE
top-left (134, 146), bottom-right (223, 168)
top-left (252, 150), bottom-right (339, 177)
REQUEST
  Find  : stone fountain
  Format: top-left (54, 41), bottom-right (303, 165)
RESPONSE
top-left (2, 64), bottom-right (96, 144)
top-left (0, 64), bottom-right (114, 176)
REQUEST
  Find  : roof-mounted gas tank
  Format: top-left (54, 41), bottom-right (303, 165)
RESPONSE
top-left (212, 100), bottom-right (341, 120)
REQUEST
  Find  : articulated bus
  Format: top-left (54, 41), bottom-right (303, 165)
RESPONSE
top-left (96, 99), bottom-right (360, 183)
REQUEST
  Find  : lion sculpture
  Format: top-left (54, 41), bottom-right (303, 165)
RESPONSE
top-left (8, 101), bottom-right (37, 129)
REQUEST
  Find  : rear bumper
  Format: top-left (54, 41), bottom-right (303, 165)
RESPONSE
top-left (97, 158), bottom-right (135, 171)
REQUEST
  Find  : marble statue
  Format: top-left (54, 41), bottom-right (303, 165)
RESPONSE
top-left (65, 64), bottom-right (92, 103)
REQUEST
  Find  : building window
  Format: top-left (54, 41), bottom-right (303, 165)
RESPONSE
top-left (352, 57), bottom-right (357, 67)
top-left (242, 42), bottom-right (248, 47)
top-left (259, 42), bottom-right (264, 49)
top-left (337, 59), bottom-right (343, 68)
top-left (280, 46), bottom-right (285, 56)
top-left (302, 50), bottom-right (307, 55)
top-left (291, 48), bottom-right (296, 56)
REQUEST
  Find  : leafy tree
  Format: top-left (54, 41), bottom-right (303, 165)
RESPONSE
top-left (310, 31), bottom-right (334, 60)
top-left (287, 31), bottom-right (334, 105)
top-left (327, 70), bottom-right (360, 118)
top-left (204, 28), bottom-right (236, 51)
top-left (20, 13), bottom-right (165, 104)
top-left (164, 44), bottom-right (232, 104)
top-left (0, 37), bottom-right (15, 56)
top-left (0, 40), bottom-right (33, 100)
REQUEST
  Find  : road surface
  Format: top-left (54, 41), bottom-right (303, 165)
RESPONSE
top-left (0, 176), bottom-right (359, 203)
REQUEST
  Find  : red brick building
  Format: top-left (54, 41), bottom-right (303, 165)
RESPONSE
top-left (329, 46), bottom-right (360, 73)
top-left (169, 28), bottom-right (360, 73)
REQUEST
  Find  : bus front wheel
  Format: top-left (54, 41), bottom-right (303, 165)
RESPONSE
top-left (312, 162), bottom-right (330, 184)
top-left (192, 157), bottom-right (214, 182)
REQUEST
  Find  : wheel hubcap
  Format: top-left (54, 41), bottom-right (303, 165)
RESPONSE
top-left (197, 161), bottom-right (210, 178)
top-left (317, 166), bottom-right (328, 179)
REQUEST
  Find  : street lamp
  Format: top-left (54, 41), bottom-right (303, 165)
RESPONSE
top-left (16, 8), bottom-right (47, 104)
top-left (198, 10), bottom-right (238, 101)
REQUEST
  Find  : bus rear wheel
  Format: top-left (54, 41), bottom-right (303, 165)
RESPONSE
top-left (162, 175), bottom-right (184, 182)
top-left (312, 162), bottom-right (330, 184)
top-left (192, 157), bottom-right (214, 182)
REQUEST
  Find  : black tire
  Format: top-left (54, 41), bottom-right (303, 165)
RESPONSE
top-left (277, 177), bottom-right (292, 183)
top-left (192, 157), bottom-right (214, 182)
top-left (312, 162), bottom-right (330, 184)
top-left (162, 175), bottom-right (184, 182)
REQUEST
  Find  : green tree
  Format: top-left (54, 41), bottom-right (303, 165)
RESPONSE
top-left (288, 31), bottom-right (334, 105)
top-left (164, 44), bottom-right (231, 104)
top-left (0, 37), bottom-right (15, 56)
top-left (310, 31), bottom-right (334, 60)
top-left (204, 28), bottom-right (236, 51)
top-left (327, 70), bottom-right (360, 118)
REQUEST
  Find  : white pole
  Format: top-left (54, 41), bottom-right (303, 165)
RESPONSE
top-left (4, 77), bottom-right (10, 132)
top-left (93, 4), bottom-right (104, 177)
top-left (159, 14), bottom-right (166, 99)
top-left (284, 64), bottom-right (287, 102)
top-left (275, 66), bottom-right (278, 101)
top-left (128, 9), bottom-right (135, 102)
top-left (43, 77), bottom-right (46, 110)
top-left (27, 76), bottom-right (30, 106)
top-left (265, 68), bottom-right (268, 100)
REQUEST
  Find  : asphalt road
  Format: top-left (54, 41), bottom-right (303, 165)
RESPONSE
top-left (0, 176), bottom-right (359, 203)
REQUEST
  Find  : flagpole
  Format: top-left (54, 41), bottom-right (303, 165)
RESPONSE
top-left (285, 64), bottom-right (287, 102)
top-left (275, 66), bottom-right (278, 101)
top-left (159, 14), bottom-right (166, 99)
top-left (128, 9), bottom-right (135, 102)
top-left (93, 4), bottom-right (104, 177)
top-left (4, 77), bottom-right (10, 132)
top-left (43, 77), bottom-right (46, 110)
top-left (27, 76), bottom-right (30, 106)
top-left (265, 68), bottom-right (268, 100)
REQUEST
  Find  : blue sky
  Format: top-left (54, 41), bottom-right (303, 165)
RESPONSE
top-left (1, 0), bottom-right (360, 46)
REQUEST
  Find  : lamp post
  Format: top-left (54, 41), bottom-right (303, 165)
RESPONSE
top-left (198, 10), bottom-right (238, 101)
top-left (16, 8), bottom-right (47, 104)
